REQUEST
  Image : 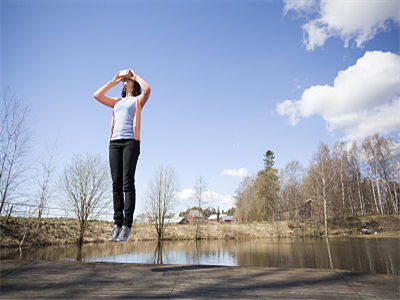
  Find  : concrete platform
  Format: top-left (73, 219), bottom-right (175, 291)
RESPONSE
top-left (1, 259), bottom-right (399, 299)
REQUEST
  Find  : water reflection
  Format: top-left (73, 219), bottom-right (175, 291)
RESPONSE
top-left (77, 242), bottom-right (83, 262)
top-left (326, 236), bottom-right (333, 269)
top-left (153, 240), bottom-right (163, 264)
top-left (2, 237), bottom-right (398, 275)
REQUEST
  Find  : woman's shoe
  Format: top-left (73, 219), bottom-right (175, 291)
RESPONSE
top-left (116, 225), bottom-right (131, 242)
top-left (109, 224), bottom-right (122, 241)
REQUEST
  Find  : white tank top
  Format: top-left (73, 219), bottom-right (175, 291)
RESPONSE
top-left (110, 96), bottom-right (136, 140)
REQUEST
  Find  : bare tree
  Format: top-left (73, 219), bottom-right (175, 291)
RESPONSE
top-left (193, 175), bottom-right (208, 240)
top-left (349, 141), bottom-right (366, 216)
top-left (332, 142), bottom-right (349, 218)
top-left (391, 164), bottom-right (400, 215)
top-left (374, 134), bottom-right (399, 214)
top-left (61, 153), bottom-right (110, 244)
top-left (363, 134), bottom-right (386, 214)
top-left (145, 165), bottom-right (178, 240)
top-left (234, 175), bottom-right (256, 222)
top-left (18, 202), bottom-right (38, 250)
top-left (309, 143), bottom-right (336, 237)
top-left (362, 137), bottom-right (381, 214)
top-left (280, 160), bottom-right (302, 222)
top-left (134, 212), bottom-right (147, 224)
top-left (0, 88), bottom-right (32, 214)
top-left (33, 140), bottom-right (59, 233)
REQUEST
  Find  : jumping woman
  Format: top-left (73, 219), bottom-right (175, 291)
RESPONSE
top-left (93, 69), bottom-right (151, 242)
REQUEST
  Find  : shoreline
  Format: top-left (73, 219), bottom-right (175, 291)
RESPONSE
top-left (1, 215), bottom-right (399, 249)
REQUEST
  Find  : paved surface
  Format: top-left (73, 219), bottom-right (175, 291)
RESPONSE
top-left (1, 259), bottom-right (399, 299)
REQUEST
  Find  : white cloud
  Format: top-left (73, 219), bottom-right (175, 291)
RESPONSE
top-left (282, 0), bottom-right (318, 17)
top-left (220, 168), bottom-right (250, 177)
top-left (175, 188), bottom-right (235, 209)
top-left (301, 19), bottom-right (330, 50)
top-left (283, 0), bottom-right (400, 51)
top-left (175, 188), bottom-right (196, 201)
top-left (276, 50), bottom-right (400, 141)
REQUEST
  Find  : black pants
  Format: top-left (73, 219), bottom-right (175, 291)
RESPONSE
top-left (109, 138), bottom-right (140, 228)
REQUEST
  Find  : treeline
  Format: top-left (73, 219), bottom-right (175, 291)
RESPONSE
top-left (234, 133), bottom-right (399, 225)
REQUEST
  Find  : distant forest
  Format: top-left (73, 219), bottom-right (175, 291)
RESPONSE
top-left (234, 133), bottom-right (399, 224)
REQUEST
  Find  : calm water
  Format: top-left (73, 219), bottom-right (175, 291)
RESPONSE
top-left (1, 237), bottom-right (398, 275)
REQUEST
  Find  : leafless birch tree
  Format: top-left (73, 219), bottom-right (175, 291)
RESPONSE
top-left (0, 88), bottom-right (31, 214)
top-left (145, 165), bottom-right (178, 240)
top-left (309, 143), bottom-right (336, 236)
top-left (33, 140), bottom-right (58, 233)
top-left (349, 141), bottom-right (365, 216)
top-left (61, 153), bottom-right (110, 244)
top-left (193, 175), bottom-right (208, 240)
top-left (332, 142), bottom-right (349, 218)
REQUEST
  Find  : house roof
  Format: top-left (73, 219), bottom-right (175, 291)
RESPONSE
top-left (164, 216), bottom-right (185, 223)
top-left (207, 214), bottom-right (234, 220)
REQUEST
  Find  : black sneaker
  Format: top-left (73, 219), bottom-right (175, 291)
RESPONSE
top-left (109, 224), bottom-right (122, 241)
top-left (116, 225), bottom-right (131, 242)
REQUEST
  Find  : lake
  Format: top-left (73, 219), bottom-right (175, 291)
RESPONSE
top-left (1, 237), bottom-right (398, 275)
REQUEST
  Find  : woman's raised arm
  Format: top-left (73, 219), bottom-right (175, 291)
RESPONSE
top-left (131, 70), bottom-right (151, 108)
top-left (93, 72), bottom-right (122, 108)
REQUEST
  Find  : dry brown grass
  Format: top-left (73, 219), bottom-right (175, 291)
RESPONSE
top-left (1, 215), bottom-right (398, 248)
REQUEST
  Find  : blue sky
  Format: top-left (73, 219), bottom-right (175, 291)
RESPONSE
top-left (2, 0), bottom-right (399, 216)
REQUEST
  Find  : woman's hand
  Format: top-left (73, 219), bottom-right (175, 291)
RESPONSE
top-left (129, 68), bottom-right (136, 81)
top-left (111, 72), bottom-right (123, 85)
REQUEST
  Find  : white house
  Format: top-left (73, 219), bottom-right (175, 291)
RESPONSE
top-left (208, 214), bottom-right (234, 223)
top-left (208, 214), bottom-right (218, 223)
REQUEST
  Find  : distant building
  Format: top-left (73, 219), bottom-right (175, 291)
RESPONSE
top-left (157, 210), bottom-right (205, 225)
top-left (150, 213), bottom-right (188, 225)
top-left (208, 214), bottom-right (218, 223)
top-left (164, 215), bottom-right (186, 225)
top-left (219, 215), bottom-right (233, 224)
top-left (177, 216), bottom-right (190, 224)
top-left (279, 199), bottom-right (317, 220)
top-left (298, 199), bottom-right (316, 219)
top-left (208, 214), bottom-right (233, 224)
top-left (185, 209), bottom-right (205, 224)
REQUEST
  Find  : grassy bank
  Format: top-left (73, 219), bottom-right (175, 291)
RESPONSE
top-left (1, 214), bottom-right (398, 248)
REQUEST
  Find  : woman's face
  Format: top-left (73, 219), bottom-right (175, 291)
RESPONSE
top-left (123, 78), bottom-right (134, 90)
